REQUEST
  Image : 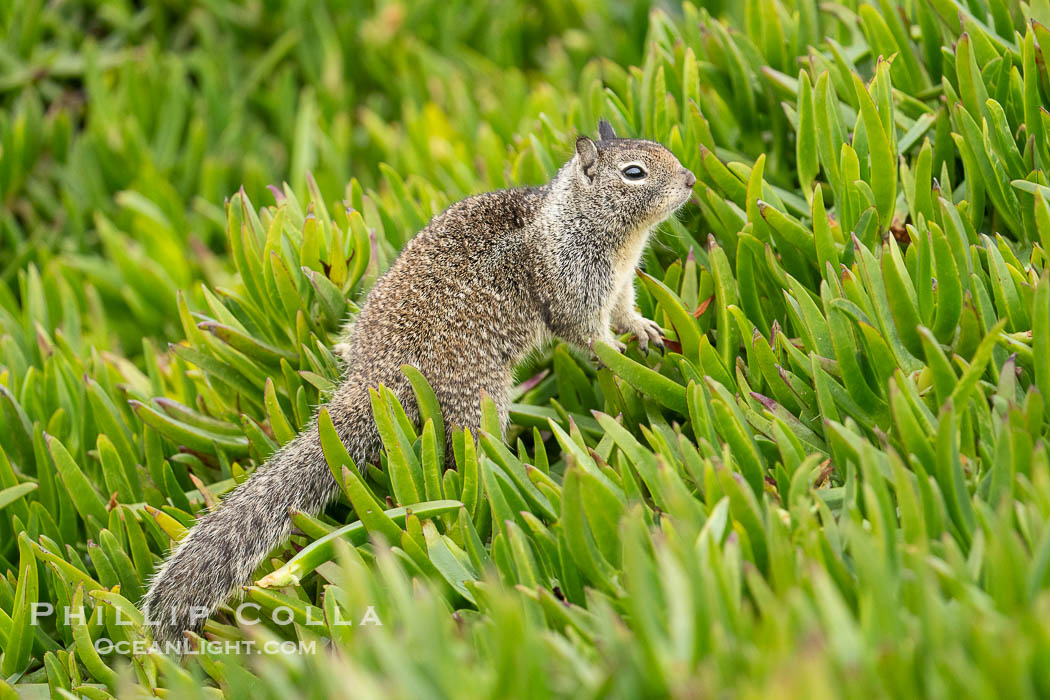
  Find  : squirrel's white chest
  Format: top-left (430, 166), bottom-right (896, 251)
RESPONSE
top-left (610, 227), bottom-right (652, 296)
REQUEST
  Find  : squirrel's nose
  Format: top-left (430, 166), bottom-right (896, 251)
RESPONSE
top-left (682, 169), bottom-right (696, 188)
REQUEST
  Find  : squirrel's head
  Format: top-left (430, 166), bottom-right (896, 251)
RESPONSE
top-left (564, 119), bottom-right (695, 239)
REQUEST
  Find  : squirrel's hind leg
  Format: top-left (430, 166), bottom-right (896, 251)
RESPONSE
top-left (332, 318), bottom-right (356, 366)
top-left (428, 367), bottom-right (511, 462)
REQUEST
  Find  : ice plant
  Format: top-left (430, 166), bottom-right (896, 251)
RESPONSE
top-left (2, 1), bottom-right (1050, 697)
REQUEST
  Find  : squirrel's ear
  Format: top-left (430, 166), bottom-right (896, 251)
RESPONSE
top-left (575, 136), bottom-right (598, 183)
top-left (597, 119), bottom-right (616, 140)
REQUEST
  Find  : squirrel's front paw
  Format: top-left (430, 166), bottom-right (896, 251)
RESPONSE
top-left (588, 336), bottom-right (627, 353)
top-left (588, 336), bottom-right (627, 367)
top-left (619, 316), bottom-right (664, 354)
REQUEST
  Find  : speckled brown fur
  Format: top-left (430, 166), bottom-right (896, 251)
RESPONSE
top-left (142, 122), bottom-right (694, 646)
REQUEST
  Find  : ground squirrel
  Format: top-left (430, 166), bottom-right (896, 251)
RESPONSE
top-left (142, 120), bottom-right (696, 645)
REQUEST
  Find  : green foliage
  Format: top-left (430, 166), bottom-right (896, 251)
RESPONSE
top-left (0, 0), bottom-right (651, 352)
top-left (4, 0), bottom-right (1050, 697)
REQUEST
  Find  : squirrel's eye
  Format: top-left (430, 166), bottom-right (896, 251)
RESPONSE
top-left (621, 165), bottom-right (647, 180)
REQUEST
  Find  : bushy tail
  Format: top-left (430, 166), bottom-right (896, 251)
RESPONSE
top-left (142, 406), bottom-right (368, 646)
